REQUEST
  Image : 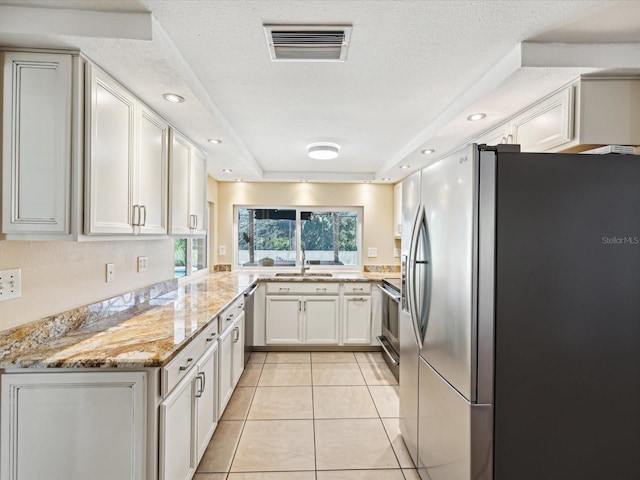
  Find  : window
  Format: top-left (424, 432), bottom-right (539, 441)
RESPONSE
top-left (174, 237), bottom-right (208, 278)
top-left (236, 207), bottom-right (361, 269)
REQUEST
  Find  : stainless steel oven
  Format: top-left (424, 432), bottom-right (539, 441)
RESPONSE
top-left (377, 278), bottom-right (401, 380)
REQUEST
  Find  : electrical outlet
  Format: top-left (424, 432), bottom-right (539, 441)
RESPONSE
top-left (393, 248), bottom-right (400, 258)
top-left (106, 263), bottom-right (115, 283)
top-left (137, 256), bottom-right (148, 272)
top-left (219, 245), bottom-right (226, 256)
top-left (367, 247), bottom-right (378, 258)
top-left (0, 269), bottom-right (21, 302)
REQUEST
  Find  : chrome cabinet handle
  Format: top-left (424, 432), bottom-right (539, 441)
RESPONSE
top-left (506, 134), bottom-right (514, 144)
top-left (132, 205), bottom-right (140, 227)
top-left (303, 299), bottom-right (306, 311)
top-left (316, 287), bottom-right (327, 292)
top-left (194, 372), bottom-right (203, 397)
top-left (206, 332), bottom-right (217, 342)
top-left (179, 357), bottom-right (194, 371)
top-left (299, 299), bottom-right (302, 311)
top-left (233, 327), bottom-right (240, 343)
top-left (353, 287), bottom-right (364, 291)
top-left (141, 205), bottom-right (147, 226)
top-left (279, 287), bottom-right (290, 292)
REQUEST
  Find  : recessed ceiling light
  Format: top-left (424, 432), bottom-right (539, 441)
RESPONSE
top-left (421, 149), bottom-right (435, 155)
top-left (400, 165), bottom-right (410, 169)
top-left (363, 180), bottom-right (372, 184)
top-left (163, 93), bottom-right (185, 103)
top-left (466, 112), bottom-right (486, 121)
top-left (382, 177), bottom-right (391, 181)
top-left (308, 142), bottom-right (340, 160)
top-left (208, 138), bottom-right (223, 144)
top-left (235, 178), bottom-right (243, 182)
top-left (300, 179), bottom-right (308, 183)
top-left (222, 169), bottom-right (232, 173)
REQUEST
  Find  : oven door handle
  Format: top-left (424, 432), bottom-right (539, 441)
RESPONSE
top-left (376, 336), bottom-right (400, 366)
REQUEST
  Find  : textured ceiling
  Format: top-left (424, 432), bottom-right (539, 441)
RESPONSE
top-left (1, 0), bottom-right (639, 182)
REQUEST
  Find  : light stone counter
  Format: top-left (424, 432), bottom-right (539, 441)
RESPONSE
top-left (0, 272), bottom-right (388, 369)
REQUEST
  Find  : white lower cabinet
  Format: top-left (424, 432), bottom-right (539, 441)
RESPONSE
top-left (266, 295), bottom-right (339, 345)
top-left (304, 296), bottom-right (340, 344)
top-left (265, 296), bottom-right (303, 344)
top-left (343, 295), bottom-right (372, 344)
top-left (194, 343), bottom-right (219, 463)
top-left (0, 371), bottom-right (147, 480)
top-left (218, 309), bottom-right (245, 416)
top-left (159, 367), bottom-right (197, 480)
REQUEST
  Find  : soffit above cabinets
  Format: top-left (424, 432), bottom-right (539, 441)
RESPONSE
top-left (1, 0), bottom-right (640, 183)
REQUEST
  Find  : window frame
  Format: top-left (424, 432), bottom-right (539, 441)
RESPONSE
top-left (233, 205), bottom-right (363, 272)
top-left (174, 205), bottom-right (209, 282)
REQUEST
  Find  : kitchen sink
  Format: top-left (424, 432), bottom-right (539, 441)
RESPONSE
top-left (274, 272), bottom-right (333, 277)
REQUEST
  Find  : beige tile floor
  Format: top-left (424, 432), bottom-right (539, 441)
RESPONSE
top-left (195, 351), bottom-right (419, 480)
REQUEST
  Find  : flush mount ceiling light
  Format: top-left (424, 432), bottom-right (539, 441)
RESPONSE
top-left (466, 112), bottom-right (486, 121)
top-left (162, 93), bottom-right (185, 103)
top-left (421, 149), bottom-right (435, 155)
top-left (400, 164), bottom-right (410, 169)
top-left (307, 142), bottom-right (340, 160)
top-left (208, 138), bottom-right (222, 144)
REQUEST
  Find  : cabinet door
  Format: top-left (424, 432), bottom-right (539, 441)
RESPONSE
top-left (343, 296), bottom-right (372, 344)
top-left (195, 343), bottom-right (218, 463)
top-left (169, 131), bottom-right (191, 235)
top-left (86, 65), bottom-right (135, 234)
top-left (137, 106), bottom-right (168, 235)
top-left (2, 52), bottom-right (72, 235)
top-left (159, 368), bottom-right (196, 480)
top-left (218, 326), bottom-right (234, 415)
top-left (190, 148), bottom-right (207, 235)
top-left (511, 87), bottom-right (573, 152)
top-left (231, 312), bottom-right (245, 386)
top-left (266, 296), bottom-right (303, 344)
top-left (304, 296), bottom-right (340, 344)
top-left (0, 371), bottom-right (146, 480)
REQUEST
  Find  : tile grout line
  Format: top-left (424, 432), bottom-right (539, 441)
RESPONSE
top-left (310, 355), bottom-right (318, 480)
top-left (356, 356), bottom-right (406, 473)
top-left (224, 357), bottom-right (265, 477)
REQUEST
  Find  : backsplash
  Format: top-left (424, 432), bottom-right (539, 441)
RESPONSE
top-left (0, 278), bottom-right (178, 362)
top-left (363, 265), bottom-right (401, 273)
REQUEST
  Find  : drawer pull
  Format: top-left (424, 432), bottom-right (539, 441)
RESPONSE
top-left (316, 287), bottom-right (327, 292)
top-left (179, 358), bottom-right (194, 371)
top-left (206, 332), bottom-right (217, 342)
top-left (353, 287), bottom-right (364, 291)
top-left (279, 287), bottom-right (290, 292)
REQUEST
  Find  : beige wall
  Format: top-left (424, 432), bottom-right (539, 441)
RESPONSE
top-left (207, 176), bottom-right (220, 267)
top-left (215, 181), bottom-right (399, 268)
top-left (0, 239), bottom-right (173, 331)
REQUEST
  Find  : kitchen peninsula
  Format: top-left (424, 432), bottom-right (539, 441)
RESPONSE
top-left (0, 271), bottom-right (386, 480)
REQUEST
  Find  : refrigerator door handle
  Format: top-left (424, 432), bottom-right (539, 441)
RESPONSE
top-left (408, 204), bottom-right (426, 349)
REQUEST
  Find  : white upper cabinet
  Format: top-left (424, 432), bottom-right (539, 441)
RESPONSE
top-left (85, 65), bottom-right (168, 235)
top-left (1, 51), bottom-right (78, 238)
top-left (169, 130), bottom-right (207, 236)
top-left (136, 106), bottom-right (169, 235)
top-left (86, 65), bottom-right (135, 234)
top-left (510, 87), bottom-right (574, 152)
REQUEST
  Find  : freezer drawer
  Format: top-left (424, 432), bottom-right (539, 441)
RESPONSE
top-left (417, 357), bottom-right (491, 480)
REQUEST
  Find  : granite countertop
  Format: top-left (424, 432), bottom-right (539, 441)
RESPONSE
top-left (0, 272), bottom-right (386, 370)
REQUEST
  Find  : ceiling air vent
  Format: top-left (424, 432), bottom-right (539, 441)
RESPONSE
top-left (264, 25), bottom-right (352, 62)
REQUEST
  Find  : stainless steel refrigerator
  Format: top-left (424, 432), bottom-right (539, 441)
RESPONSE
top-left (399, 143), bottom-right (640, 480)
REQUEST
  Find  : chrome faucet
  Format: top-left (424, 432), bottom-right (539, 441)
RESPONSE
top-left (301, 244), bottom-right (310, 275)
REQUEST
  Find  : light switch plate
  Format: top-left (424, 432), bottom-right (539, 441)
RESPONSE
top-left (219, 245), bottom-right (226, 256)
top-left (0, 269), bottom-right (21, 302)
top-left (367, 247), bottom-right (378, 258)
top-left (393, 248), bottom-right (400, 258)
top-left (137, 256), bottom-right (148, 273)
top-left (106, 263), bottom-right (115, 282)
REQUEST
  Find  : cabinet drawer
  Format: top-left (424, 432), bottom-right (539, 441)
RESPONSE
top-left (162, 317), bottom-right (218, 396)
top-left (219, 296), bottom-right (245, 334)
top-left (266, 282), bottom-right (340, 295)
top-left (344, 283), bottom-right (371, 295)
